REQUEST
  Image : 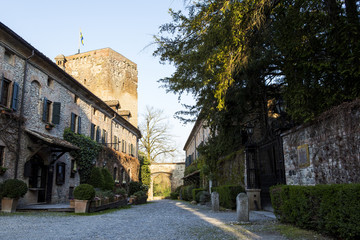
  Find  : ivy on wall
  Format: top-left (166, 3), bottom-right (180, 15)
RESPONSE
top-left (63, 128), bottom-right (101, 183)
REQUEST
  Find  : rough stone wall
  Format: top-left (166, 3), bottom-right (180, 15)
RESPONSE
top-left (217, 150), bottom-right (245, 187)
top-left (61, 48), bottom-right (138, 126)
top-left (282, 100), bottom-right (360, 185)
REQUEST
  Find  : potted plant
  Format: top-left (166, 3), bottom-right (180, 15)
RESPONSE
top-left (1, 107), bottom-right (12, 114)
top-left (73, 184), bottom-right (95, 213)
top-left (1, 179), bottom-right (28, 213)
top-left (45, 122), bottom-right (55, 130)
top-left (69, 198), bottom-right (75, 208)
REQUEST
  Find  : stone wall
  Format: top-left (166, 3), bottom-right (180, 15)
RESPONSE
top-left (282, 100), bottom-right (360, 185)
top-left (217, 149), bottom-right (245, 187)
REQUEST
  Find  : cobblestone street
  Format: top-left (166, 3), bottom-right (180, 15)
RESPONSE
top-left (0, 199), bottom-right (331, 240)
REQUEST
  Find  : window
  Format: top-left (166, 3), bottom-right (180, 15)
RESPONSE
top-left (102, 129), bottom-right (107, 145)
top-left (69, 187), bottom-right (74, 199)
top-left (70, 112), bottom-right (81, 134)
top-left (122, 140), bottom-right (124, 152)
top-left (42, 98), bottom-right (52, 123)
top-left (47, 77), bottom-right (54, 88)
top-left (56, 162), bottom-right (66, 185)
top-left (70, 160), bottom-right (76, 178)
top-left (96, 126), bottom-right (101, 142)
top-left (0, 146), bottom-right (4, 167)
top-left (114, 136), bottom-right (117, 150)
top-left (0, 77), bottom-right (18, 110)
top-left (4, 49), bottom-right (15, 65)
top-left (90, 123), bottom-right (96, 140)
top-left (74, 95), bottom-right (78, 104)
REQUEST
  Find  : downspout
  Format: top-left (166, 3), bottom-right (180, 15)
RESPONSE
top-left (14, 50), bottom-right (34, 179)
top-left (110, 114), bottom-right (116, 148)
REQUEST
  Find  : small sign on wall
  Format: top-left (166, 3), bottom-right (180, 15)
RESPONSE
top-left (297, 144), bottom-right (310, 168)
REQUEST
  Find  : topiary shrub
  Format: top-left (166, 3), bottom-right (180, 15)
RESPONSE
top-left (133, 190), bottom-right (146, 198)
top-left (192, 188), bottom-right (205, 202)
top-left (0, 182), bottom-right (4, 198)
top-left (2, 179), bottom-right (28, 199)
top-left (87, 167), bottom-right (105, 189)
top-left (114, 187), bottom-right (126, 196)
top-left (211, 185), bottom-right (244, 209)
top-left (74, 184), bottom-right (96, 200)
top-left (181, 185), bottom-right (195, 201)
top-left (199, 191), bottom-right (210, 204)
top-left (101, 168), bottom-right (114, 191)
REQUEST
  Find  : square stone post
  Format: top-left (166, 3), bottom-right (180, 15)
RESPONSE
top-left (236, 193), bottom-right (249, 222)
top-left (211, 192), bottom-right (219, 212)
top-left (246, 189), bottom-right (261, 210)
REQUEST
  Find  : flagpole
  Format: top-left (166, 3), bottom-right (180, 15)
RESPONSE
top-left (78, 29), bottom-right (80, 54)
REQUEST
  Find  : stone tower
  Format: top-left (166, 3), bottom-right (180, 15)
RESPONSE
top-left (55, 48), bottom-right (138, 126)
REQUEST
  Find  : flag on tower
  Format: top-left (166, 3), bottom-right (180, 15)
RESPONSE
top-left (80, 30), bottom-right (84, 45)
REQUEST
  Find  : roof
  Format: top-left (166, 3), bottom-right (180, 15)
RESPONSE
top-left (25, 129), bottom-right (79, 151)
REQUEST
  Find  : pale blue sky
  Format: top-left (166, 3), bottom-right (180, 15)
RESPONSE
top-left (1, 0), bottom-right (195, 162)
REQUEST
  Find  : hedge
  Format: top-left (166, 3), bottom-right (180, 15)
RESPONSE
top-left (192, 188), bottom-right (204, 202)
top-left (211, 185), bottom-right (244, 209)
top-left (270, 184), bottom-right (360, 240)
top-left (181, 185), bottom-right (195, 201)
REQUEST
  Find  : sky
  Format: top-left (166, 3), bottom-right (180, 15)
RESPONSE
top-left (0, 0), bottom-right (195, 162)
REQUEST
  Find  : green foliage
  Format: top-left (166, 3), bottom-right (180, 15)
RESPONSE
top-left (181, 185), bottom-right (196, 201)
top-left (101, 168), bottom-right (114, 191)
top-left (1, 179), bottom-right (28, 199)
top-left (128, 181), bottom-right (148, 196)
top-left (73, 184), bottom-right (96, 200)
top-left (184, 164), bottom-right (198, 176)
top-left (88, 167), bottom-right (105, 189)
top-left (63, 128), bottom-right (101, 183)
top-left (170, 192), bottom-right (179, 200)
top-left (133, 190), bottom-right (147, 198)
top-left (114, 187), bottom-right (126, 196)
top-left (95, 189), bottom-right (115, 201)
top-left (192, 188), bottom-right (205, 202)
top-left (211, 185), bottom-right (244, 209)
top-left (140, 164), bottom-right (150, 187)
top-left (270, 184), bottom-right (360, 240)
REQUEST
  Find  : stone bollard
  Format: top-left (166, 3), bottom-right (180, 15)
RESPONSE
top-left (236, 193), bottom-right (249, 222)
top-left (211, 192), bottom-right (219, 212)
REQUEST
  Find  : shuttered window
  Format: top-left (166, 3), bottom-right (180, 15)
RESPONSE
top-left (70, 113), bottom-right (76, 132)
top-left (42, 98), bottom-right (51, 122)
top-left (11, 82), bottom-right (19, 111)
top-left (0, 77), bottom-right (10, 107)
top-left (90, 124), bottom-right (95, 140)
top-left (96, 127), bottom-right (101, 142)
top-left (52, 102), bottom-right (61, 124)
top-left (70, 113), bottom-right (81, 133)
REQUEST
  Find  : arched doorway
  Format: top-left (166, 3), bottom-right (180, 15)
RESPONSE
top-left (24, 155), bottom-right (49, 203)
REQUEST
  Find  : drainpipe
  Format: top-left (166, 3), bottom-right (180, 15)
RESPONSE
top-left (14, 50), bottom-right (34, 179)
top-left (110, 114), bottom-right (116, 148)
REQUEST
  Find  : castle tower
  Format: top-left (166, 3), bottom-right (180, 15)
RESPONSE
top-left (56, 48), bottom-right (138, 126)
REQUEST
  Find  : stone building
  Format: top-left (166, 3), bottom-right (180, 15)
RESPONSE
top-left (0, 22), bottom-right (140, 206)
top-left (55, 48), bottom-right (138, 127)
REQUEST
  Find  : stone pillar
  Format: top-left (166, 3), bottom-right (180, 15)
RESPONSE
top-left (211, 192), bottom-right (219, 212)
top-left (246, 189), bottom-right (261, 210)
top-left (237, 193), bottom-right (249, 222)
top-left (148, 175), bottom-right (154, 200)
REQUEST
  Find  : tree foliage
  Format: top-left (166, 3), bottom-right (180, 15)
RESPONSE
top-left (154, 0), bottom-right (360, 123)
top-left (139, 106), bottom-right (177, 163)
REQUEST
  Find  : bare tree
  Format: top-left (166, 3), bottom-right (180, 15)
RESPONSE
top-left (139, 106), bottom-right (177, 163)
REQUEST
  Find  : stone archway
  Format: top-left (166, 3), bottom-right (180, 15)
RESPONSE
top-left (148, 162), bottom-right (185, 200)
top-left (148, 172), bottom-right (172, 200)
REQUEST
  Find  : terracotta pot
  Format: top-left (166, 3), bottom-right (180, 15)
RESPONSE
top-left (74, 199), bottom-right (90, 213)
top-left (69, 199), bottom-right (75, 208)
top-left (1, 197), bottom-right (19, 213)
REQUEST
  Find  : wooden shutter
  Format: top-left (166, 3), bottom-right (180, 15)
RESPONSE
top-left (77, 116), bottom-right (81, 134)
top-left (42, 97), bottom-right (48, 122)
top-left (96, 127), bottom-right (101, 142)
top-left (11, 82), bottom-right (19, 111)
top-left (70, 113), bottom-right (76, 132)
top-left (52, 102), bottom-right (61, 124)
top-left (90, 124), bottom-right (95, 140)
top-left (0, 75), bottom-right (4, 102)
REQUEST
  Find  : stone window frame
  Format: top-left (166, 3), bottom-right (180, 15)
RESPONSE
top-left (70, 112), bottom-right (81, 134)
top-left (4, 49), bottom-right (15, 66)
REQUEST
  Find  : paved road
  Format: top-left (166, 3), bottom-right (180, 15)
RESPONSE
top-left (0, 199), bottom-right (284, 240)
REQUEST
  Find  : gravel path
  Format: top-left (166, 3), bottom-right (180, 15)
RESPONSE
top-left (0, 199), bottom-right (284, 240)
